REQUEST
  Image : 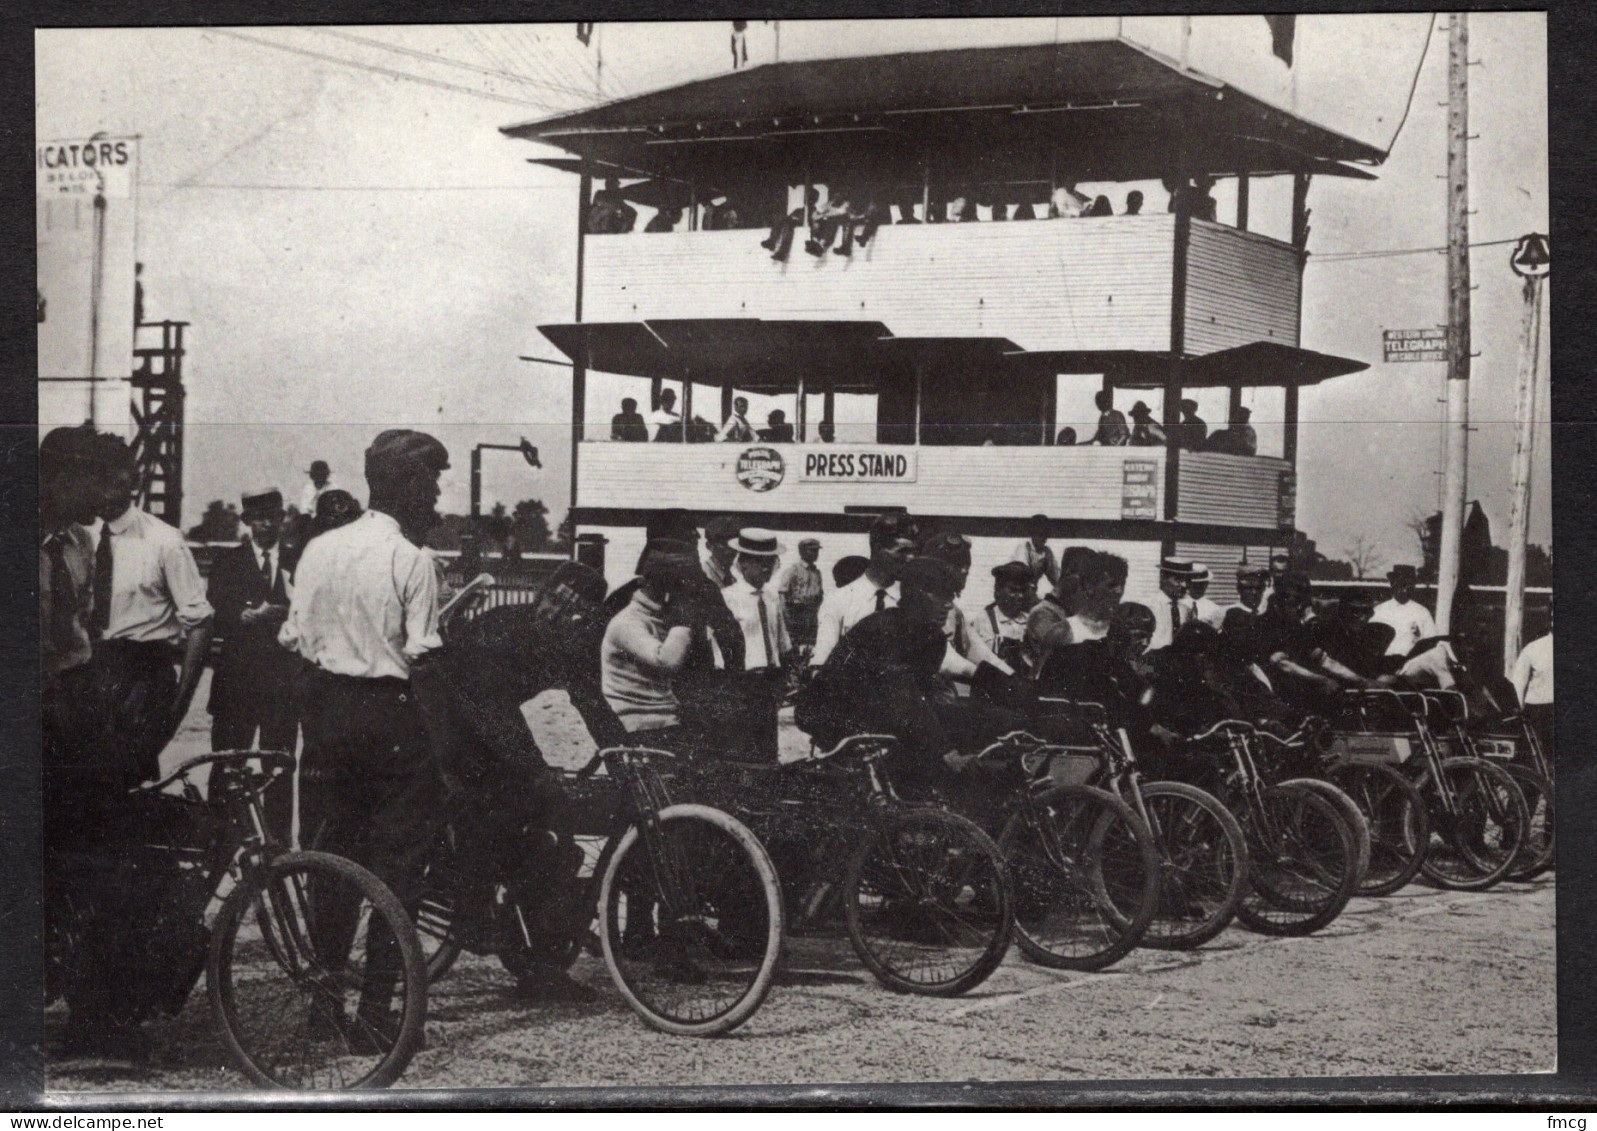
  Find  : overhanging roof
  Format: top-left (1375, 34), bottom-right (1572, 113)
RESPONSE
top-left (539, 319), bottom-right (1367, 392)
top-left (505, 39), bottom-right (1385, 190)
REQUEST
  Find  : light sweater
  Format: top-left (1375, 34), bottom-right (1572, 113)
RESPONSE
top-left (601, 588), bottom-right (693, 732)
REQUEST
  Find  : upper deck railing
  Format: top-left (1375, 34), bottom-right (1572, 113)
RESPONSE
top-left (582, 215), bottom-right (1299, 356)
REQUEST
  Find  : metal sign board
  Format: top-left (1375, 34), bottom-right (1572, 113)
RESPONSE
top-left (1120, 459), bottom-right (1158, 520)
top-left (1382, 328), bottom-right (1448, 363)
top-left (799, 448), bottom-right (918, 484)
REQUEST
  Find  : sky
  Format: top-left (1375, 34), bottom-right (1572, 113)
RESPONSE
top-left (35, 14), bottom-right (1550, 564)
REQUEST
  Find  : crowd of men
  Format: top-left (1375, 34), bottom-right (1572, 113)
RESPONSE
top-left (40, 420), bottom-right (1554, 1063)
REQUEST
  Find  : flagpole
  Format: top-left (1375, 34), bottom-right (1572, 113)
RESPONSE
top-left (1435, 12), bottom-right (1471, 634)
top-left (1503, 268), bottom-right (1546, 673)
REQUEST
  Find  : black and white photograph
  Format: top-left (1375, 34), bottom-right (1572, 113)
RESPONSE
top-left (33, 12), bottom-right (1555, 1097)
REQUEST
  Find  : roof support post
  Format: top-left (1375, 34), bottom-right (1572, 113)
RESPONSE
top-left (1163, 118), bottom-right (1193, 544)
top-left (721, 380), bottom-right (734, 425)
top-left (650, 376), bottom-right (663, 412)
top-left (1228, 385), bottom-right (1244, 425)
top-left (795, 366), bottom-right (807, 442)
top-left (680, 373), bottom-right (692, 442)
top-left (1236, 173), bottom-right (1249, 231)
top-left (913, 361), bottom-right (924, 446)
top-left (1285, 171), bottom-right (1312, 475)
top-left (572, 160), bottom-right (591, 517)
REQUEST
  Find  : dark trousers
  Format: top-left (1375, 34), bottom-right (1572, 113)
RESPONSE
top-left (724, 668), bottom-right (785, 763)
top-left (89, 639), bottom-right (180, 784)
top-left (295, 666), bottom-right (444, 1017)
top-left (212, 666), bottom-right (298, 846)
top-left (786, 602), bottom-right (820, 651)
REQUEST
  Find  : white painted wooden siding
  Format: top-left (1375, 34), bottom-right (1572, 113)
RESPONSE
top-left (1183, 220), bottom-right (1300, 355)
top-left (1176, 451), bottom-right (1289, 530)
top-left (584, 216), bottom-right (1178, 353)
top-left (578, 442), bottom-right (1164, 520)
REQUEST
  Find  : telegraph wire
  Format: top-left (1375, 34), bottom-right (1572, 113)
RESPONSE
top-left (306, 27), bottom-right (597, 100)
top-left (1384, 13), bottom-right (1438, 154)
top-left (1309, 236), bottom-right (1520, 264)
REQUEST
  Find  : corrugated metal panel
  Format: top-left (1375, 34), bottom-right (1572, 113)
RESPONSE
top-left (1176, 451), bottom-right (1287, 528)
top-left (579, 442), bottom-right (1164, 520)
top-left (1183, 221), bottom-right (1299, 356)
top-left (1174, 541), bottom-right (1278, 606)
top-left (584, 216), bottom-right (1176, 353)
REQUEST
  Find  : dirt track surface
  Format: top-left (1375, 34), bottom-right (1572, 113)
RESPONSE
top-left (44, 684), bottom-right (1557, 1092)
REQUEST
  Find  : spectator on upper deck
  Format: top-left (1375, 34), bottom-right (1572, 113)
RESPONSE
top-left (1172, 399), bottom-right (1208, 450)
top-left (1124, 191), bottom-right (1144, 216)
top-left (1050, 183), bottom-right (1090, 218)
top-left (1166, 176), bottom-right (1218, 222)
top-left (758, 410), bottom-right (795, 443)
top-left (587, 177), bottom-right (637, 234)
top-left (837, 193), bottom-right (887, 255)
top-left (702, 195), bottom-right (743, 230)
top-left (1207, 405), bottom-right (1258, 456)
top-left (1128, 401), bottom-right (1168, 447)
top-left (644, 204), bottom-right (683, 233)
top-left (894, 189), bottom-right (922, 224)
top-left (762, 187), bottom-right (818, 262)
top-left (1089, 390), bottom-right (1130, 447)
top-left (649, 389), bottom-right (682, 442)
top-left (806, 187), bottom-right (854, 256)
top-left (817, 422), bottom-right (836, 443)
top-left (718, 396), bottom-right (754, 442)
top-left (1055, 427), bottom-right (1078, 446)
top-left (1085, 195), bottom-right (1113, 218)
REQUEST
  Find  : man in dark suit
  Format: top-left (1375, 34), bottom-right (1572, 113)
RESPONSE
top-left (208, 487), bottom-right (299, 840)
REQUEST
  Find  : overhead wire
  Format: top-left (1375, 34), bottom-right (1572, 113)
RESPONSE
top-left (1310, 236), bottom-right (1520, 264)
top-left (500, 25), bottom-right (593, 96)
top-left (210, 28), bottom-right (556, 109)
top-left (306, 26), bottom-right (597, 100)
top-left (1384, 13), bottom-right (1438, 155)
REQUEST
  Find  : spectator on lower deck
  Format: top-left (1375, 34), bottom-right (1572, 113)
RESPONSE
top-left (611, 398), bottom-right (649, 442)
top-left (587, 177), bottom-right (636, 234)
top-left (1089, 390), bottom-right (1129, 446)
top-left (1128, 401), bottom-right (1167, 447)
top-left (718, 396), bottom-right (754, 443)
top-left (1123, 191), bottom-right (1144, 215)
top-left (757, 410), bottom-right (795, 443)
top-left (1172, 399), bottom-right (1208, 451)
top-left (1207, 406), bottom-right (1258, 456)
top-left (644, 204), bottom-right (683, 233)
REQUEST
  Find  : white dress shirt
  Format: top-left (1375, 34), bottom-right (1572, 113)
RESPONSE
top-left (648, 407), bottom-right (681, 440)
top-left (95, 506), bottom-right (214, 644)
top-left (1370, 598), bottom-right (1437, 657)
top-left (1146, 591), bottom-right (1195, 651)
top-left (278, 510), bottom-right (440, 679)
top-left (810, 574), bottom-right (900, 665)
top-left (1009, 540), bottom-right (1060, 588)
top-left (717, 413), bottom-right (754, 442)
top-left (1192, 595), bottom-right (1225, 630)
top-left (721, 578), bottom-right (792, 670)
top-left (298, 478), bottom-right (337, 517)
top-left (1512, 633), bottom-right (1553, 706)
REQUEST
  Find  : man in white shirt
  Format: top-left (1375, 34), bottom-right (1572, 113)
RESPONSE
top-left (810, 512), bottom-right (918, 666)
top-left (1188, 564), bottom-right (1225, 629)
top-left (297, 459), bottom-right (335, 516)
top-left (719, 530), bottom-right (793, 761)
top-left (648, 388), bottom-right (682, 441)
top-left (717, 395), bottom-right (754, 442)
top-left (1512, 598), bottom-right (1554, 761)
top-left (1146, 557), bottom-right (1196, 651)
top-left (1369, 564), bottom-right (1437, 659)
top-left (1010, 514), bottom-right (1060, 590)
top-left (280, 428), bottom-right (449, 1045)
top-left (90, 435), bottom-right (215, 783)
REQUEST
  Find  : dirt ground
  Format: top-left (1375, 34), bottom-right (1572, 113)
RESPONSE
top-left (44, 681), bottom-right (1558, 1092)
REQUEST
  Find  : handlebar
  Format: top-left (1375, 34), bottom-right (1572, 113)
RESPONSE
top-left (810, 734), bottom-right (899, 762)
top-left (137, 749), bottom-right (295, 796)
top-left (1186, 718), bottom-right (1257, 744)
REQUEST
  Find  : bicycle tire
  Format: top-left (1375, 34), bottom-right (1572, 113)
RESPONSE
top-left (1498, 763), bottom-right (1554, 882)
top-left (209, 850), bottom-right (427, 1090)
top-left (1235, 783), bottom-right (1359, 937)
top-left (1131, 781), bottom-right (1249, 950)
top-left (1328, 762), bottom-right (1429, 896)
top-left (1416, 757), bottom-right (1530, 891)
top-left (843, 807), bottom-right (1014, 996)
top-left (1282, 778), bottom-right (1371, 889)
top-left (598, 803), bottom-right (784, 1036)
top-left (1000, 784), bottom-right (1159, 971)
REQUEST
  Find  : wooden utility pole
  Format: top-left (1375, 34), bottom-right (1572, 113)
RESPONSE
top-left (1435, 12), bottom-right (1471, 634)
top-left (1503, 268), bottom-right (1547, 673)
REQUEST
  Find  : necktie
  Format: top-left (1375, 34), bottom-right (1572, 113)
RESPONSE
top-left (45, 536), bottom-right (78, 655)
top-left (91, 523), bottom-right (113, 638)
top-left (875, 588), bottom-right (888, 612)
top-left (261, 547), bottom-right (274, 589)
top-left (1170, 597), bottom-right (1183, 633)
top-left (755, 588), bottom-right (776, 669)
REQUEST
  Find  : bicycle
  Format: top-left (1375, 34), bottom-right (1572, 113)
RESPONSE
top-left (46, 750), bottom-right (428, 1090)
top-left (412, 745), bottom-right (785, 1036)
top-left (1042, 700), bottom-right (1249, 951)
top-left (686, 735), bottom-right (1016, 997)
top-left (1355, 688), bottom-right (1530, 892)
top-left (1181, 720), bottom-right (1362, 936)
top-left (964, 727), bottom-right (1162, 971)
top-left (1424, 688), bottom-right (1553, 883)
top-left (1319, 699), bottom-right (1432, 896)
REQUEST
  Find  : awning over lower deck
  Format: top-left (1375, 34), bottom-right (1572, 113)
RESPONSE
top-left (538, 319), bottom-right (1366, 392)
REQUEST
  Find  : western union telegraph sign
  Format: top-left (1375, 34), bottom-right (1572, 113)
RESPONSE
top-left (1382, 328), bottom-right (1448, 363)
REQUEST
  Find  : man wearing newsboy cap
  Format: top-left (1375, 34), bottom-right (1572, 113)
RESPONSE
top-left (279, 429), bottom-right (450, 1047)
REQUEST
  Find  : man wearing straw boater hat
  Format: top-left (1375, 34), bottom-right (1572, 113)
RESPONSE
top-left (207, 486), bottom-right (298, 839)
top-left (1147, 557), bottom-right (1196, 651)
top-left (1187, 563), bottom-right (1225, 630)
top-left (718, 528), bottom-right (794, 761)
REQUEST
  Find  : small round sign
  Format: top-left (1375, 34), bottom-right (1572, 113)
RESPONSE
top-left (1510, 233), bottom-right (1550, 279)
top-left (735, 446), bottom-right (785, 492)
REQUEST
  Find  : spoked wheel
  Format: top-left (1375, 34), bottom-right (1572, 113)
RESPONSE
top-left (843, 807), bottom-right (1014, 996)
top-left (209, 850), bottom-right (427, 1090)
top-left (1282, 778), bottom-right (1371, 889)
top-left (1417, 758), bottom-right (1530, 892)
top-left (1132, 781), bottom-right (1249, 950)
top-left (1000, 784), bottom-right (1159, 971)
top-left (1328, 763), bottom-right (1429, 896)
top-left (1235, 784), bottom-right (1359, 937)
top-left (599, 804), bottom-right (784, 1036)
top-left (1500, 763), bottom-right (1555, 882)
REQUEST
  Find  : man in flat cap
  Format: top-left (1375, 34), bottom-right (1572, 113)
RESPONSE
top-left (279, 428), bottom-right (449, 1047)
top-left (776, 537), bottom-right (825, 654)
top-left (207, 487), bottom-right (298, 839)
top-left (974, 561), bottom-right (1037, 676)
